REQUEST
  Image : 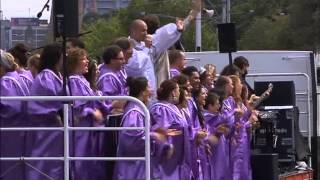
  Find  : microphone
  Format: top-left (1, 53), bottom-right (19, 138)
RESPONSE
top-left (37, 12), bottom-right (42, 18)
top-left (37, 0), bottom-right (50, 19)
top-left (202, 8), bottom-right (215, 17)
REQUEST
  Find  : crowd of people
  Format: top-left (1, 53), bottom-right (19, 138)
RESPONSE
top-left (0, 15), bottom-right (261, 180)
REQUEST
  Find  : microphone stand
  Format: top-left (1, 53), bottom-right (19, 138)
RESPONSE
top-left (37, 0), bottom-right (50, 18)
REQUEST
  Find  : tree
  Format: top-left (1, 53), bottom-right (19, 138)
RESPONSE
top-left (82, 0), bottom-right (218, 57)
top-left (82, 0), bottom-right (319, 54)
top-left (82, 15), bottom-right (126, 58)
top-left (287, 0), bottom-right (318, 50)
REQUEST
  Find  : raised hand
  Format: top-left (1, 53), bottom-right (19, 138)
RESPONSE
top-left (93, 109), bottom-right (104, 123)
top-left (176, 19), bottom-right (184, 32)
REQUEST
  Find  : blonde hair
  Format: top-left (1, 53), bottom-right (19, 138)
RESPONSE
top-left (229, 75), bottom-right (242, 104)
top-left (204, 64), bottom-right (216, 74)
top-left (0, 50), bottom-right (19, 72)
top-left (66, 48), bottom-right (87, 74)
top-left (27, 53), bottom-right (41, 70)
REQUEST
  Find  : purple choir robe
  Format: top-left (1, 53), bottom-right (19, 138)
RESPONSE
top-left (90, 90), bottom-right (112, 180)
top-left (150, 101), bottom-right (192, 180)
top-left (97, 64), bottom-right (128, 96)
top-left (186, 99), bottom-right (211, 180)
top-left (114, 101), bottom-right (172, 180)
top-left (217, 96), bottom-right (238, 180)
top-left (230, 103), bottom-right (252, 180)
top-left (119, 67), bottom-right (127, 87)
top-left (0, 71), bottom-right (29, 180)
top-left (203, 109), bottom-right (235, 180)
top-left (170, 68), bottom-right (180, 78)
top-left (69, 75), bottom-right (111, 180)
top-left (26, 69), bottom-right (64, 180)
top-left (18, 68), bottom-right (34, 90)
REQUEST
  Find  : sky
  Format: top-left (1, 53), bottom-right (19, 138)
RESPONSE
top-left (2, 0), bottom-right (51, 20)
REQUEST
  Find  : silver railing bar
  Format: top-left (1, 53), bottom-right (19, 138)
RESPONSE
top-left (0, 96), bottom-right (151, 180)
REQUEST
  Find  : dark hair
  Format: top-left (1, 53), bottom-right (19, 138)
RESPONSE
top-left (171, 74), bottom-right (189, 86)
top-left (172, 74), bottom-right (189, 107)
top-left (220, 64), bottom-right (241, 76)
top-left (157, 79), bottom-right (178, 101)
top-left (102, 45), bottom-right (122, 64)
top-left (67, 38), bottom-right (85, 49)
top-left (143, 14), bottom-right (160, 34)
top-left (192, 87), bottom-right (206, 129)
top-left (112, 37), bottom-right (133, 51)
top-left (200, 70), bottom-right (210, 83)
top-left (127, 76), bottom-right (148, 97)
top-left (84, 59), bottom-right (98, 91)
top-left (181, 66), bottom-right (198, 77)
top-left (8, 43), bottom-right (29, 67)
top-left (233, 56), bottom-right (249, 69)
top-left (39, 43), bottom-right (62, 73)
top-left (204, 92), bottom-right (220, 110)
top-left (169, 49), bottom-right (183, 65)
top-left (211, 75), bottom-right (230, 101)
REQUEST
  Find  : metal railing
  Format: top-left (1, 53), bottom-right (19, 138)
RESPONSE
top-left (247, 72), bottom-right (312, 166)
top-left (0, 96), bottom-right (151, 180)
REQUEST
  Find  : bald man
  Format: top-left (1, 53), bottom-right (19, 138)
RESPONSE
top-left (125, 19), bottom-right (184, 100)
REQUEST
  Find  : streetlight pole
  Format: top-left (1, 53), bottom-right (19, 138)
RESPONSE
top-left (227, 0), bottom-right (231, 23)
top-left (0, 0), bottom-right (2, 49)
top-left (195, 11), bottom-right (201, 51)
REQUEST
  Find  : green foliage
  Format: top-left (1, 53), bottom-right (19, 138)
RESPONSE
top-left (239, 16), bottom-right (291, 50)
top-left (82, 15), bottom-right (126, 58)
top-left (232, 0), bottom-right (319, 51)
top-left (82, 0), bottom-right (218, 57)
top-left (82, 0), bottom-right (320, 56)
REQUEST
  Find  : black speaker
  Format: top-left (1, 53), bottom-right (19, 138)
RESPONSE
top-left (254, 81), bottom-right (296, 106)
top-left (217, 23), bottom-right (237, 53)
top-left (53, 0), bottom-right (79, 37)
top-left (252, 153), bottom-right (279, 180)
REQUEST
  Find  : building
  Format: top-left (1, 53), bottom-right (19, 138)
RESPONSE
top-left (10, 18), bottom-right (49, 49)
top-left (83, 0), bottom-right (131, 15)
top-left (0, 19), bottom-right (11, 50)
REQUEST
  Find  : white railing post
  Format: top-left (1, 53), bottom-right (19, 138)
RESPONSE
top-left (0, 96), bottom-right (151, 180)
top-left (144, 105), bottom-right (151, 180)
top-left (63, 103), bottom-right (70, 180)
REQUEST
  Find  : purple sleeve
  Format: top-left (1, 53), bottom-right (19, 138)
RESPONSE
top-left (28, 71), bottom-right (63, 115)
top-left (241, 109), bottom-right (252, 122)
top-left (97, 75), bottom-right (120, 96)
top-left (152, 23), bottom-right (181, 58)
top-left (119, 111), bottom-right (146, 156)
top-left (150, 105), bottom-right (174, 130)
top-left (119, 111), bottom-right (169, 157)
top-left (69, 78), bottom-right (96, 118)
top-left (95, 100), bottom-right (112, 117)
top-left (20, 74), bottom-right (33, 89)
top-left (220, 107), bottom-right (235, 127)
top-left (204, 113), bottom-right (223, 136)
top-left (0, 79), bottom-right (23, 118)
